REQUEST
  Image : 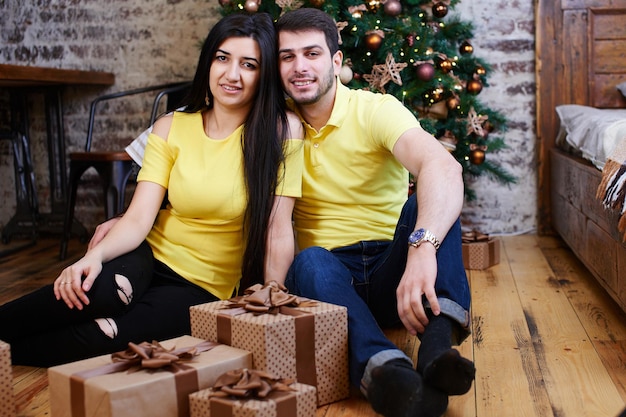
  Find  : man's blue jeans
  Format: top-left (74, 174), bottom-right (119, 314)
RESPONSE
top-left (285, 194), bottom-right (471, 386)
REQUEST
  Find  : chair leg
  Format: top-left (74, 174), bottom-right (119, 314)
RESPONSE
top-left (101, 161), bottom-right (134, 219)
top-left (59, 162), bottom-right (88, 260)
top-left (59, 160), bottom-right (133, 260)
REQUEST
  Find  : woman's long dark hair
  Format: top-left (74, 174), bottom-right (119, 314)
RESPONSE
top-left (183, 13), bottom-right (288, 290)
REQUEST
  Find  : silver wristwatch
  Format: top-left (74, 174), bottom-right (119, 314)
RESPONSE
top-left (408, 228), bottom-right (441, 251)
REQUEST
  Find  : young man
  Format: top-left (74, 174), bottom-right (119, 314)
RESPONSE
top-left (93, 8), bottom-right (474, 416)
top-left (276, 8), bottom-right (473, 417)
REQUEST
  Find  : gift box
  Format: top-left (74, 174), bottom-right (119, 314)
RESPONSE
top-left (462, 231), bottom-right (500, 270)
top-left (190, 283), bottom-right (349, 406)
top-left (189, 369), bottom-right (316, 417)
top-left (48, 335), bottom-right (251, 417)
top-left (0, 340), bottom-right (15, 417)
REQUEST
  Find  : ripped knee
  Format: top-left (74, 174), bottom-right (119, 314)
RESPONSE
top-left (114, 274), bottom-right (133, 305)
top-left (95, 318), bottom-right (118, 339)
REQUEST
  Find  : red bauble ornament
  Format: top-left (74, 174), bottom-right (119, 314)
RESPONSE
top-left (466, 79), bottom-right (483, 95)
top-left (364, 32), bottom-right (383, 51)
top-left (416, 63), bottom-right (435, 81)
top-left (459, 40), bottom-right (474, 55)
top-left (384, 0), bottom-right (402, 16)
top-left (432, 2), bottom-right (448, 18)
top-left (309, 0), bottom-right (325, 6)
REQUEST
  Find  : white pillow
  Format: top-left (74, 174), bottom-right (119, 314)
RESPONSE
top-left (556, 104), bottom-right (626, 170)
top-left (618, 81), bottom-right (626, 98)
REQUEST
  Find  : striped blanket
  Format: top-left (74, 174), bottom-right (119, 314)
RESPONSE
top-left (597, 136), bottom-right (626, 241)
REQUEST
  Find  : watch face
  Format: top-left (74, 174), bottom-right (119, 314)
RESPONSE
top-left (409, 229), bottom-right (425, 243)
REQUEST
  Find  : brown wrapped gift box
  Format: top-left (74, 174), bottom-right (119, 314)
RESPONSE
top-left (189, 382), bottom-right (316, 417)
top-left (0, 340), bottom-right (15, 417)
top-left (462, 238), bottom-right (501, 270)
top-left (190, 300), bottom-right (349, 406)
top-left (48, 335), bottom-right (251, 417)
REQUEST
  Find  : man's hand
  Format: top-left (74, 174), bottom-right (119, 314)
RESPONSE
top-left (89, 217), bottom-right (121, 250)
top-left (396, 245), bottom-right (440, 335)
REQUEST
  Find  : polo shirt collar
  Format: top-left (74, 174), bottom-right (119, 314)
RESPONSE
top-left (325, 80), bottom-right (350, 128)
top-left (286, 77), bottom-right (350, 130)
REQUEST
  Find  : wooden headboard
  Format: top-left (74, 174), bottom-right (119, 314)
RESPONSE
top-left (536, 0), bottom-right (626, 234)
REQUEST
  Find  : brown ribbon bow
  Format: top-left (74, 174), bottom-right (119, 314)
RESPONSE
top-left (462, 230), bottom-right (490, 243)
top-left (210, 368), bottom-right (296, 399)
top-left (110, 340), bottom-right (217, 371)
top-left (225, 281), bottom-right (316, 314)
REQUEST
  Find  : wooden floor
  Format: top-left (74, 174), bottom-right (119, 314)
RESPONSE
top-left (2, 234), bottom-right (626, 417)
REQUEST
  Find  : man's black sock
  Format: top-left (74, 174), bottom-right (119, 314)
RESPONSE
top-left (417, 314), bottom-right (475, 395)
top-left (367, 358), bottom-right (448, 417)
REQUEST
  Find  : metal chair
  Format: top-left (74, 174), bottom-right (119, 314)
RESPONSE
top-left (59, 81), bottom-right (191, 259)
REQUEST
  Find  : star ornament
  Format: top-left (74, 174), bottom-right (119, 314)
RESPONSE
top-left (363, 52), bottom-right (408, 93)
top-left (276, 0), bottom-right (304, 12)
top-left (465, 106), bottom-right (488, 137)
top-left (336, 21), bottom-right (348, 45)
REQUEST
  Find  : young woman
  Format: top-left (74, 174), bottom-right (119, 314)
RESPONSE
top-left (0, 12), bottom-right (303, 367)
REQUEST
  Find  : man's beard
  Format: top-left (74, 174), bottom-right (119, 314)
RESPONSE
top-left (288, 66), bottom-right (335, 105)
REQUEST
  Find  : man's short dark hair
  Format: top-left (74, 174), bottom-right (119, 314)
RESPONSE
top-left (276, 8), bottom-right (340, 55)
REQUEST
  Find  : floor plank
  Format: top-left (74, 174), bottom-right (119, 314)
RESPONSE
top-left (3, 234), bottom-right (626, 416)
top-left (505, 235), bottom-right (625, 417)
top-left (470, 238), bottom-right (550, 417)
top-left (540, 235), bottom-right (626, 404)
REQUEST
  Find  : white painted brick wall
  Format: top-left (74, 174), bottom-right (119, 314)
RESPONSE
top-left (0, 0), bottom-right (536, 237)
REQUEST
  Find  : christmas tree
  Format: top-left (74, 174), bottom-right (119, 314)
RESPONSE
top-left (218, 0), bottom-right (516, 199)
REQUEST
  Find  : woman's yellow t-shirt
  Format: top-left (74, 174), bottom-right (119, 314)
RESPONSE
top-left (137, 111), bottom-right (303, 299)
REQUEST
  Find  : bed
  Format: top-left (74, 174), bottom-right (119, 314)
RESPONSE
top-left (536, 0), bottom-right (626, 312)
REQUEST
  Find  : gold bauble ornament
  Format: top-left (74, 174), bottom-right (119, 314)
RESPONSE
top-left (466, 79), bottom-right (483, 95)
top-left (432, 2), bottom-right (448, 18)
top-left (340, 65), bottom-right (353, 84)
top-left (366, 0), bottom-right (382, 12)
top-left (459, 40), bottom-right (474, 55)
top-left (364, 32), bottom-right (383, 51)
top-left (446, 96), bottom-right (460, 110)
top-left (438, 58), bottom-right (452, 73)
top-left (469, 148), bottom-right (486, 164)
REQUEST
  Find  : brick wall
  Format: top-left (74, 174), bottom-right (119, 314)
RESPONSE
top-left (0, 0), bottom-right (218, 236)
top-left (455, 1), bottom-right (537, 234)
top-left (0, 0), bottom-right (536, 239)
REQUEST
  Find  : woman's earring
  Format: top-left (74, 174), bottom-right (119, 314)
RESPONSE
top-left (205, 92), bottom-right (210, 107)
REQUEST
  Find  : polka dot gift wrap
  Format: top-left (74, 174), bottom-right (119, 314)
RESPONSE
top-left (190, 299), bottom-right (349, 407)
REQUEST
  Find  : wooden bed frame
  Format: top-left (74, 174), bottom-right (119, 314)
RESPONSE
top-left (536, 0), bottom-right (626, 311)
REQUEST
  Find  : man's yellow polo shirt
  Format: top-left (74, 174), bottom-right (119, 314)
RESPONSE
top-left (292, 82), bottom-right (421, 251)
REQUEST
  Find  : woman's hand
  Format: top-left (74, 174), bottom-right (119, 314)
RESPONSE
top-left (53, 254), bottom-right (103, 310)
top-left (89, 216), bottom-right (120, 250)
